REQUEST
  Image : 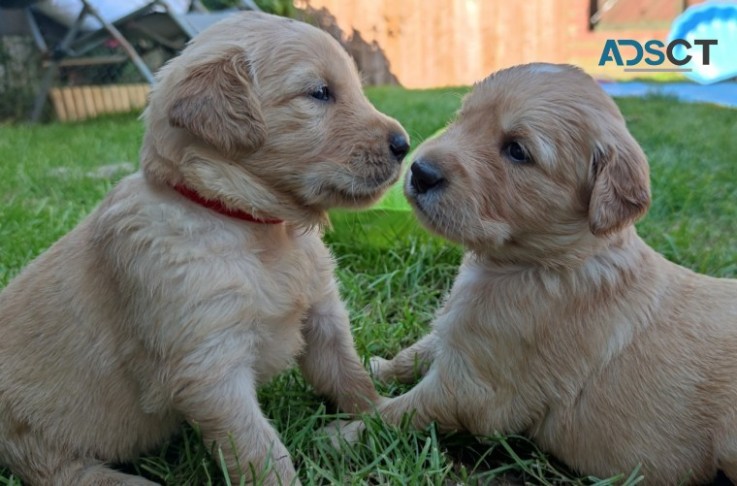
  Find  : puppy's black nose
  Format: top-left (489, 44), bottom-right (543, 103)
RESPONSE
top-left (410, 159), bottom-right (444, 194)
top-left (389, 133), bottom-right (410, 162)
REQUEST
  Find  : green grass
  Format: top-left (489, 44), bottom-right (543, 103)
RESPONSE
top-left (1, 88), bottom-right (736, 485)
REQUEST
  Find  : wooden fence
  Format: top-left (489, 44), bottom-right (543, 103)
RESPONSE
top-left (49, 84), bottom-right (149, 122)
top-left (297, 0), bottom-right (704, 88)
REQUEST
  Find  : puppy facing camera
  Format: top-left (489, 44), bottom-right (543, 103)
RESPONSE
top-left (352, 63), bottom-right (737, 485)
top-left (0, 11), bottom-right (408, 485)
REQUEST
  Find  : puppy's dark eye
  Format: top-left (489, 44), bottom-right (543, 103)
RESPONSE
top-left (504, 141), bottom-right (532, 164)
top-left (310, 86), bottom-right (331, 101)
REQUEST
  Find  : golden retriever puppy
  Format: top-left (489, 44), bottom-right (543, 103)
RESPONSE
top-left (0, 11), bottom-right (409, 486)
top-left (346, 63), bottom-right (737, 484)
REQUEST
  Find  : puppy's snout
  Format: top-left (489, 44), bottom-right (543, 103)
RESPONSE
top-left (389, 133), bottom-right (410, 162)
top-left (410, 159), bottom-right (445, 194)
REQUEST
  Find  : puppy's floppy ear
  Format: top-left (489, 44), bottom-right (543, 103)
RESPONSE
top-left (588, 128), bottom-right (651, 236)
top-left (168, 48), bottom-right (266, 157)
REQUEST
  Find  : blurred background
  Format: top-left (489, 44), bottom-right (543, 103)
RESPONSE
top-left (0, 0), bottom-right (719, 122)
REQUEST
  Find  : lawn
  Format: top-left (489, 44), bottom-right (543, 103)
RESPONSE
top-left (1, 87), bottom-right (736, 485)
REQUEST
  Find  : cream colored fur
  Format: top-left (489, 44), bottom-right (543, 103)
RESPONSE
top-left (0, 12), bottom-right (408, 485)
top-left (347, 63), bottom-right (737, 485)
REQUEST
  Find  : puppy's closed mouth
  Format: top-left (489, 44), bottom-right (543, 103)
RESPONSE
top-left (327, 183), bottom-right (388, 205)
top-left (405, 189), bottom-right (441, 230)
top-left (404, 173), bottom-right (465, 242)
top-left (404, 174), bottom-right (437, 217)
top-left (326, 171), bottom-right (400, 204)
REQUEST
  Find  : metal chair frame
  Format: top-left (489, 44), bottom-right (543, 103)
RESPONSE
top-left (1, 0), bottom-right (260, 121)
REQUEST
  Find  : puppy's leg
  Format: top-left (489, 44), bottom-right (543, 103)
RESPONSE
top-left (299, 279), bottom-right (381, 414)
top-left (332, 356), bottom-right (529, 448)
top-left (370, 332), bottom-right (438, 384)
top-left (717, 445), bottom-right (737, 483)
top-left (1, 443), bottom-right (157, 486)
top-left (371, 367), bottom-right (465, 431)
top-left (716, 411), bottom-right (737, 483)
top-left (328, 366), bottom-right (465, 444)
top-left (172, 365), bottom-right (298, 486)
top-left (68, 462), bottom-right (160, 486)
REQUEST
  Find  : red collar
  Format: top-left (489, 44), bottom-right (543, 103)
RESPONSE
top-left (173, 184), bottom-right (284, 224)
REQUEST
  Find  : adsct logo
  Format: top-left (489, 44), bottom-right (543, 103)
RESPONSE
top-left (598, 39), bottom-right (718, 74)
top-left (600, 2), bottom-right (737, 85)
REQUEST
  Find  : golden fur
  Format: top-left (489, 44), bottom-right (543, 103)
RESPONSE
top-left (0, 12), bottom-right (408, 485)
top-left (342, 63), bottom-right (737, 485)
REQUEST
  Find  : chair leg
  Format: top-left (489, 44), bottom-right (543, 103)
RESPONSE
top-left (29, 1), bottom-right (157, 122)
top-left (24, 8), bottom-right (48, 53)
top-left (80, 0), bottom-right (155, 84)
top-left (28, 7), bottom-right (88, 122)
top-left (30, 61), bottom-right (60, 123)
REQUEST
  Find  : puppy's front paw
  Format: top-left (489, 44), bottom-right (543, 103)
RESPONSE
top-left (321, 419), bottom-right (366, 448)
top-left (369, 356), bottom-right (392, 384)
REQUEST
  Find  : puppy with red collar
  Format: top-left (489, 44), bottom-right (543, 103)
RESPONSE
top-left (0, 12), bottom-right (408, 485)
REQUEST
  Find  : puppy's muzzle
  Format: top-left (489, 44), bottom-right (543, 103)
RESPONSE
top-left (389, 132), bottom-right (410, 162)
top-left (410, 159), bottom-right (445, 194)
